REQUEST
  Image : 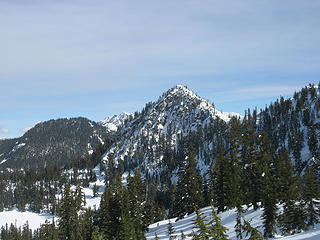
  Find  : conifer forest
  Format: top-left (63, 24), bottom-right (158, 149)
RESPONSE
top-left (0, 83), bottom-right (320, 239)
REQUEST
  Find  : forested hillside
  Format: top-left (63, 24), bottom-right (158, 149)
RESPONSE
top-left (0, 83), bottom-right (320, 239)
top-left (0, 117), bottom-right (111, 169)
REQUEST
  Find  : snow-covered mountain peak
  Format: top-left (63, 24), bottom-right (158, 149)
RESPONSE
top-left (158, 85), bottom-right (237, 122)
top-left (102, 85), bottom-right (241, 173)
top-left (162, 85), bottom-right (202, 102)
top-left (100, 112), bottom-right (132, 132)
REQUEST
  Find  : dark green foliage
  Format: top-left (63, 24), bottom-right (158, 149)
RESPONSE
top-left (261, 152), bottom-right (278, 238)
top-left (243, 219), bottom-right (266, 240)
top-left (235, 207), bottom-right (244, 240)
top-left (93, 171), bottom-right (164, 239)
top-left (180, 231), bottom-right (186, 239)
top-left (206, 205), bottom-right (229, 240)
top-left (240, 128), bottom-right (263, 210)
top-left (303, 165), bottom-right (320, 228)
top-left (58, 183), bottom-right (84, 240)
top-left (278, 165), bottom-right (307, 235)
top-left (212, 151), bottom-right (229, 212)
top-left (91, 226), bottom-right (107, 240)
top-left (1, 83), bottom-right (320, 239)
top-left (212, 148), bottom-right (242, 212)
top-left (189, 208), bottom-right (210, 239)
top-left (34, 219), bottom-right (58, 240)
top-left (0, 117), bottom-right (111, 169)
top-left (189, 206), bottom-right (230, 240)
top-left (174, 149), bottom-right (204, 219)
top-left (279, 199), bottom-right (307, 235)
top-left (154, 232), bottom-right (159, 240)
top-left (0, 142), bottom-right (108, 214)
top-left (167, 221), bottom-right (176, 240)
top-left (307, 126), bottom-right (318, 159)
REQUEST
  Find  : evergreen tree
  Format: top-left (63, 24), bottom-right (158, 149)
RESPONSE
top-left (261, 152), bottom-right (278, 238)
top-left (154, 232), bottom-right (159, 240)
top-left (21, 221), bottom-right (32, 240)
top-left (109, 175), bottom-right (124, 238)
top-left (213, 150), bottom-right (229, 212)
top-left (275, 150), bottom-right (296, 203)
top-left (278, 175), bottom-right (307, 235)
top-left (127, 170), bottom-right (146, 238)
top-left (180, 231), bottom-right (186, 239)
top-left (189, 208), bottom-right (210, 239)
top-left (235, 207), bottom-right (244, 240)
top-left (93, 184), bottom-right (99, 198)
top-left (81, 208), bottom-right (96, 240)
top-left (175, 149), bottom-right (203, 219)
top-left (97, 187), bottom-right (111, 238)
top-left (207, 205), bottom-right (229, 240)
top-left (34, 218), bottom-right (58, 240)
top-left (91, 226), bottom-right (106, 240)
top-left (167, 221), bottom-right (176, 240)
top-left (307, 126), bottom-right (318, 158)
top-left (119, 187), bottom-right (136, 240)
top-left (303, 165), bottom-right (320, 228)
top-left (243, 219), bottom-right (266, 240)
top-left (58, 183), bottom-right (80, 240)
top-left (240, 130), bottom-right (262, 210)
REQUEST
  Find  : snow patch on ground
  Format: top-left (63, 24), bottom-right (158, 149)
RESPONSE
top-left (146, 205), bottom-right (320, 240)
top-left (100, 112), bottom-right (132, 132)
top-left (0, 159), bottom-right (8, 165)
top-left (0, 209), bottom-right (55, 230)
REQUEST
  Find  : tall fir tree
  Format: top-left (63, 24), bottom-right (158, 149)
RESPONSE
top-left (303, 165), bottom-right (320, 228)
top-left (235, 206), bottom-right (244, 240)
top-left (207, 205), bottom-right (229, 240)
top-left (97, 187), bottom-right (112, 238)
top-left (174, 149), bottom-right (203, 219)
top-left (189, 208), bottom-right (210, 240)
top-left (127, 170), bottom-right (147, 238)
top-left (261, 152), bottom-right (278, 238)
top-left (58, 183), bottom-right (83, 240)
top-left (278, 175), bottom-right (307, 235)
top-left (243, 219), bottom-right (266, 240)
top-left (212, 150), bottom-right (229, 212)
top-left (167, 221), bottom-right (176, 240)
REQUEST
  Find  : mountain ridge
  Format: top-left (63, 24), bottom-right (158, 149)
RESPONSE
top-left (0, 117), bottom-right (110, 168)
top-left (101, 85), bottom-right (241, 181)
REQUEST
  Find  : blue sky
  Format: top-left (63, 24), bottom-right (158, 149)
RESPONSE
top-left (1, 0), bottom-right (320, 139)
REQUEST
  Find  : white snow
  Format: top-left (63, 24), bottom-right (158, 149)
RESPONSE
top-left (21, 121), bottom-right (41, 133)
top-left (0, 159), bottom-right (8, 165)
top-left (89, 121), bottom-right (94, 128)
top-left (100, 112), bottom-right (132, 132)
top-left (0, 209), bottom-right (55, 230)
top-left (101, 85), bottom-right (244, 174)
top-left (10, 143), bottom-right (26, 153)
top-left (146, 205), bottom-right (320, 240)
top-left (81, 165), bottom-right (106, 209)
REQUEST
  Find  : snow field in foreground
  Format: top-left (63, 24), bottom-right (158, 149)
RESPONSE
top-left (0, 209), bottom-right (54, 230)
top-left (146, 206), bottom-right (320, 240)
top-left (0, 205), bottom-right (320, 239)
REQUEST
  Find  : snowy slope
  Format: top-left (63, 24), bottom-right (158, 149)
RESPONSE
top-left (146, 205), bottom-right (320, 240)
top-left (0, 117), bottom-right (109, 168)
top-left (1, 204), bottom-right (320, 239)
top-left (257, 84), bottom-right (320, 170)
top-left (100, 112), bottom-right (132, 132)
top-left (0, 209), bottom-right (55, 230)
top-left (102, 85), bottom-right (240, 175)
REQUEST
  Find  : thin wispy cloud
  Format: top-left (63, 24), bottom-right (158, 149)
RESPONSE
top-left (1, 0), bottom-right (319, 138)
top-left (0, 126), bottom-right (9, 134)
top-left (231, 85), bottom-right (303, 98)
